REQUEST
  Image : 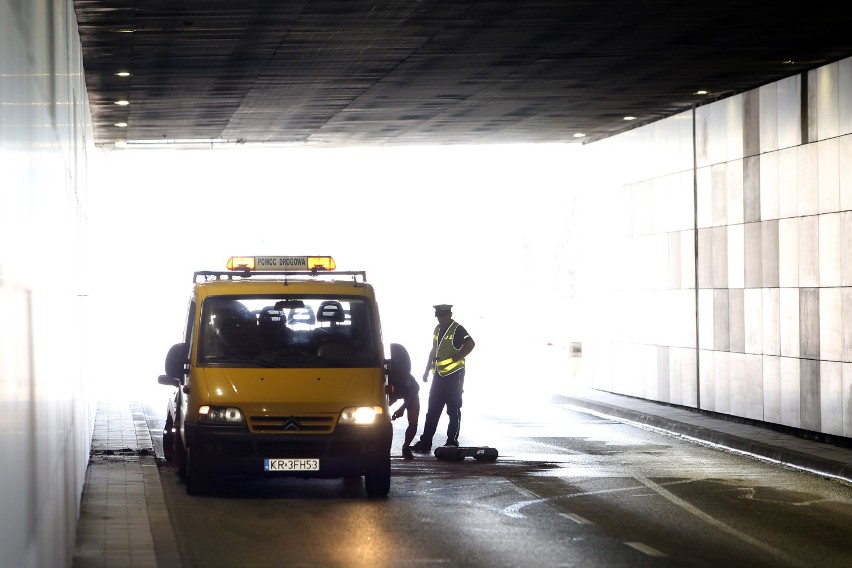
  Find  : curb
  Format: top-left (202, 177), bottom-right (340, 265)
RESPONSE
top-left (552, 394), bottom-right (852, 485)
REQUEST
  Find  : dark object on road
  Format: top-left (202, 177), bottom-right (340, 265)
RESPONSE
top-left (434, 446), bottom-right (498, 462)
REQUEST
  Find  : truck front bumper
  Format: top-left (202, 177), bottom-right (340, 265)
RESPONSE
top-left (184, 421), bottom-right (392, 478)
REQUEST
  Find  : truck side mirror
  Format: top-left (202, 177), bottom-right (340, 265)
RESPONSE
top-left (158, 374), bottom-right (179, 388)
top-left (164, 342), bottom-right (188, 379)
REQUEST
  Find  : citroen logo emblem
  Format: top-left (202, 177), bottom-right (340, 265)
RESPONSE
top-left (282, 417), bottom-right (301, 431)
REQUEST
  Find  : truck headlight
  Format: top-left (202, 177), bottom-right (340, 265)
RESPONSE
top-left (339, 406), bottom-right (384, 425)
top-left (198, 405), bottom-right (245, 424)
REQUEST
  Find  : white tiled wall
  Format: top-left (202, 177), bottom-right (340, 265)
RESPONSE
top-left (0, 1), bottom-right (93, 567)
top-left (585, 56), bottom-right (852, 439)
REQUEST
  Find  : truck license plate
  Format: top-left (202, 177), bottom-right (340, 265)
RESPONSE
top-left (264, 458), bottom-right (320, 471)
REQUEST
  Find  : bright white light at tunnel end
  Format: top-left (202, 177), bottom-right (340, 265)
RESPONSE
top-left (88, 141), bottom-right (591, 405)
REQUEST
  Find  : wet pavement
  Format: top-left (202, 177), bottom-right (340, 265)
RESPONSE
top-left (71, 386), bottom-right (852, 567)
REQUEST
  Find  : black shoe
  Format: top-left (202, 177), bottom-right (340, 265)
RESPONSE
top-left (443, 441), bottom-right (459, 447)
top-left (402, 447), bottom-right (414, 460)
top-left (410, 441), bottom-right (431, 453)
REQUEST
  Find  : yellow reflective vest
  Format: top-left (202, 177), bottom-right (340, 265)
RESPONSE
top-left (433, 321), bottom-right (465, 376)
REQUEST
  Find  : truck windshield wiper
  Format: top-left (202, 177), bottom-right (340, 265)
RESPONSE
top-left (201, 355), bottom-right (277, 367)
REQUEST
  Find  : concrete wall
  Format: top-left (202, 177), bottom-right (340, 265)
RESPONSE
top-left (583, 56), bottom-right (852, 439)
top-left (0, 1), bottom-right (94, 566)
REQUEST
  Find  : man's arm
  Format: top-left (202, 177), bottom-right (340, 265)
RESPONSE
top-left (452, 338), bottom-right (475, 362)
top-left (391, 400), bottom-right (407, 420)
top-left (423, 347), bottom-right (436, 382)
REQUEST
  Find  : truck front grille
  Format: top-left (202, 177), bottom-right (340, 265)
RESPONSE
top-left (248, 414), bottom-right (335, 434)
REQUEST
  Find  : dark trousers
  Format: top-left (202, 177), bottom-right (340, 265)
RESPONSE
top-left (418, 369), bottom-right (464, 446)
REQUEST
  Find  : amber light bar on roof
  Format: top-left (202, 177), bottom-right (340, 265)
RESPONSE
top-left (226, 256), bottom-right (336, 272)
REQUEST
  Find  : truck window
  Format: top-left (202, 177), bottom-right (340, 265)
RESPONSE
top-left (196, 295), bottom-right (378, 368)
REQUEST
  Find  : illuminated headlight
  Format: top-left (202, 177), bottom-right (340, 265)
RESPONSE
top-left (339, 406), bottom-right (384, 425)
top-left (198, 405), bottom-right (245, 424)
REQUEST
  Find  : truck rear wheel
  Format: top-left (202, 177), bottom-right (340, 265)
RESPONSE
top-left (162, 416), bottom-right (175, 463)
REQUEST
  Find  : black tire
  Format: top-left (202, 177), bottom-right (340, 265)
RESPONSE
top-left (434, 446), bottom-right (464, 461)
top-left (175, 434), bottom-right (187, 480)
top-left (364, 456), bottom-right (391, 497)
top-left (162, 416), bottom-right (175, 463)
top-left (185, 447), bottom-right (212, 496)
top-left (472, 448), bottom-right (499, 462)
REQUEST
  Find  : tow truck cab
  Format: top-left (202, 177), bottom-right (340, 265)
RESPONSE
top-left (157, 256), bottom-right (394, 496)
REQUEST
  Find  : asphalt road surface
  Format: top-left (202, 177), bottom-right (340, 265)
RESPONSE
top-left (144, 391), bottom-right (852, 567)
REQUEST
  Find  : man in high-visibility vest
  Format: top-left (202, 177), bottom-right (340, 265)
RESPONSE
top-left (410, 304), bottom-right (476, 454)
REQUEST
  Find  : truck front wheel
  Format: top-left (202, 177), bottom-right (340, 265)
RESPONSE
top-left (364, 455), bottom-right (391, 497)
top-left (185, 447), bottom-right (212, 496)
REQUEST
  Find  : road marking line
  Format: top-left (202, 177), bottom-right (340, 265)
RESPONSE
top-left (514, 487), bottom-right (538, 499)
top-left (504, 479), bottom-right (661, 519)
top-left (625, 542), bottom-right (666, 557)
top-left (634, 475), bottom-right (807, 568)
top-left (503, 498), bottom-right (548, 518)
top-left (560, 512), bottom-right (593, 525)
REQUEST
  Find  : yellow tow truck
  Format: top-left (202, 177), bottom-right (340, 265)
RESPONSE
top-left (157, 256), bottom-right (394, 496)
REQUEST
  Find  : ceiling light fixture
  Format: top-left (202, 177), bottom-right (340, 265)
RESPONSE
top-left (114, 122), bottom-right (127, 128)
top-left (694, 90), bottom-right (708, 95)
top-left (115, 71), bottom-right (131, 77)
top-left (573, 132), bottom-right (586, 138)
top-left (623, 116), bottom-right (636, 121)
top-left (124, 138), bottom-right (248, 147)
top-left (114, 100), bottom-right (130, 106)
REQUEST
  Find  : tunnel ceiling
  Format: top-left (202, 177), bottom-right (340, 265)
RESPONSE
top-left (73, 1), bottom-right (852, 149)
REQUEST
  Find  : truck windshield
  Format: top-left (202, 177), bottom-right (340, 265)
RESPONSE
top-left (197, 296), bottom-right (379, 368)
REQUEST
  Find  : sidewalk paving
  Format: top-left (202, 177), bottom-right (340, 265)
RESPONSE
top-left (72, 389), bottom-right (852, 567)
top-left (72, 400), bottom-right (180, 568)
